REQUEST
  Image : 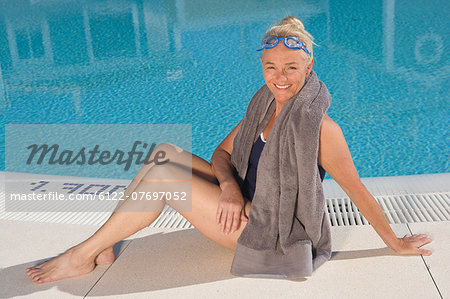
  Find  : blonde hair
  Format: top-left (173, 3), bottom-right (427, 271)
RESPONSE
top-left (262, 16), bottom-right (314, 61)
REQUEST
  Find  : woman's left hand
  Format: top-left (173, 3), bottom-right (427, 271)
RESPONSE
top-left (390, 234), bottom-right (433, 256)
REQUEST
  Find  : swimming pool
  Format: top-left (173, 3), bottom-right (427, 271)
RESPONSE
top-left (0, 0), bottom-right (448, 179)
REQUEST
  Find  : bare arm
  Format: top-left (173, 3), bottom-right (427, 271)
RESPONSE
top-left (210, 119), bottom-right (243, 191)
top-left (318, 114), bottom-right (432, 255)
top-left (210, 119), bottom-right (248, 235)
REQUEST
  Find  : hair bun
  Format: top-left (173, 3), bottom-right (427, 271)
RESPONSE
top-left (279, 16), bottom-right (305, 30)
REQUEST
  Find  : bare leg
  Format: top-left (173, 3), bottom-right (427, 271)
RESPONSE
top-left (94, 142), bottom-right (219, 265)
top-left (26, 143), bottom-right (251, 284)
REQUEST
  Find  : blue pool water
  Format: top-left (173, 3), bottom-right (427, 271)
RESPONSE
top-left (0, 0), bottom-right (448, 179)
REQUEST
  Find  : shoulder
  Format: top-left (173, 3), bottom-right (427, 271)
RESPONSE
top-left (318, 113), bottom-right (350, 169)
top-left (320, 114), bottom-right (343, 140)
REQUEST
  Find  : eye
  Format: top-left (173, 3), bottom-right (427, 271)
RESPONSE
top-left (288, 66), bottom-right (297, 70)
top-left (266, 66), bottom-right (275, 70)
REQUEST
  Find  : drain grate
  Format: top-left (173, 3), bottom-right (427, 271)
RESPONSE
top-left (149, 205), bottom-right (193, 229)
top-left (326, 197), bottom-right (368, 226)
top-left (1, 172), bottom-right (449, 228)
top-left (2, 192), bottom-right (449, 228)
top-left (326, 192), bottom-right (450, 226)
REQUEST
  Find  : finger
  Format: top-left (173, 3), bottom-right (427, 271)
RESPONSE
top-left (411, 233), bottom-right (427, 239)
top-left (418, 235), bottom-right (432, 243)
top-left (216, 206), bottom-right (223, 225)
top-left (417, 237), bottom-right (433, 247)
top-left (241, 209), bottom-right (249, 222)
top-left (231, 212), bottom-right (240, 233)
top-left (408, 233), bottom-right (431, 243)
top-left (415, 234), bottom-right (428, 238)
top-left (225, 212), bottom-right (234, 234)
top-left (419, 249), bottom-right (432, 256)
top-left (220, 210), bottom-right (227, 233)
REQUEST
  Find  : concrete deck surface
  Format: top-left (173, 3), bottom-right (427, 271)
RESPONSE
top-left (0, 171), bottom-right (448, 298)
top-left (0, 220), bottom-right (447, 299)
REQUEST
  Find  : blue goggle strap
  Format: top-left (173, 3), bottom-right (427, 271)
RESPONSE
top-left (257, 36), bottom-right (311, 56)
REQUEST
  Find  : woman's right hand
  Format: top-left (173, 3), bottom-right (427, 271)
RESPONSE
top-left (216, 183), bottom-right (249, 235)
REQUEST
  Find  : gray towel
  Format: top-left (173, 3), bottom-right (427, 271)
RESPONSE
top-left (230, 71), bottom-right (332, 278)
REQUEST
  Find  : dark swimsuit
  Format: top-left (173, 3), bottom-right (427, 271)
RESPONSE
top-left (241, 132), bottom-right (326, 201)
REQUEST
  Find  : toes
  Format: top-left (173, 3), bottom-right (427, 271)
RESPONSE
top-left (27, 269), bottom-right (40, 277)
top-left (30, 269), bottom-right (45, 281)
top-left (38, 275), bottom-right (54, 284)
top-left (25, 266), bottom-right (39, 272)
top-left (26, 271), bottom-right (34, 278)
top-left (33, 274), bottom-right (45, 283)
top-left (30, 270), bottom-right (42, 280)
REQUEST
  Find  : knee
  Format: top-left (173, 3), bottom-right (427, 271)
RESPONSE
top-left (142, 159), bottom-right (190, 181)
top-left (154, 142), bottom-right (184, 160)
top-left (155, 142), bottom-right (184, 154)
top-left (140, 162), bottom-right (191, 210)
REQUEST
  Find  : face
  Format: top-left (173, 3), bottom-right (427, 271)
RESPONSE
top-left (260, 42), bottom-right (313, 104)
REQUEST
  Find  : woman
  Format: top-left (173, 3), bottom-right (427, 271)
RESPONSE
top-left (26, 16), bottom-right (432, 284)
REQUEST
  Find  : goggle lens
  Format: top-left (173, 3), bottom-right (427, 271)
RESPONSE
top-left (285, 37), bottom-right (300, 47)
top-left (262, 36), bottom-right (278, 48)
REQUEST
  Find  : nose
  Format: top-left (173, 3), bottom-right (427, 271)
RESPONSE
top-left (275, 69), bottom-right (288, 82)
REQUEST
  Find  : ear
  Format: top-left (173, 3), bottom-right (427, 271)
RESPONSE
top-left (306, 58), bottom-right (314, 76)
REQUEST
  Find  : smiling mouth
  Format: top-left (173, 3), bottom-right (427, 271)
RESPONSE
top-left (274, 84), bottom-right (290, 89)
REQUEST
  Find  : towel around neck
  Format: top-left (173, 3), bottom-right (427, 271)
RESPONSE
top-left (230, 71), bottom-right (332, 278)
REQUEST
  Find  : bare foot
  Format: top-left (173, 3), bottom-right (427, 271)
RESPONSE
top-left (95, 247), bottom-right (115, 265)
top-left (25, 246), bottom-right (96, 284)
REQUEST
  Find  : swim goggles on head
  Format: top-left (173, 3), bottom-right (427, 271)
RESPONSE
top-left (257, 36), bottom-right (311, 56)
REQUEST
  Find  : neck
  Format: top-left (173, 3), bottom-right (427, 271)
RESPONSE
top-left (274, 100), bottom-right (287, 118)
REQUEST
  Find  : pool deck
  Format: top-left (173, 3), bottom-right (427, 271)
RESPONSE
top-left (0, 172), bottom-right (449, 299)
